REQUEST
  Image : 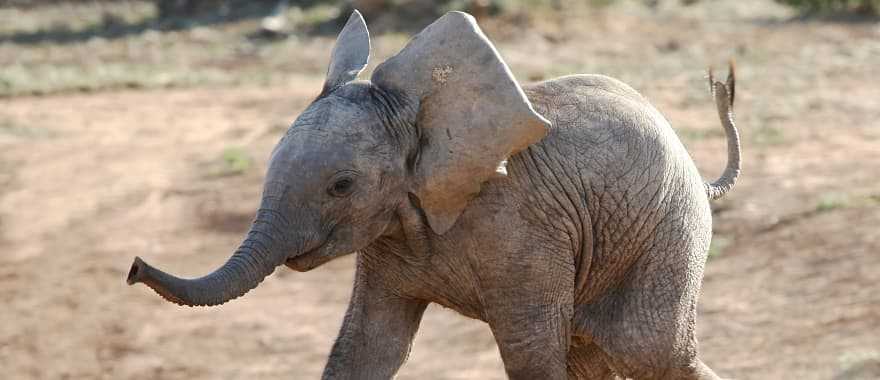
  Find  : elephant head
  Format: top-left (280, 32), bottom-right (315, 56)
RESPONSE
top-left (126, 11), bottom-right (550, 307)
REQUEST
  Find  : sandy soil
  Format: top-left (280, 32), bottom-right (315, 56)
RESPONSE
top-left (1, 1), bottom-right (879, 379)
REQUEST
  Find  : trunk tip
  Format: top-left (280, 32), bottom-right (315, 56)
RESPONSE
top-left (126, 256), bottom-right (146, 285)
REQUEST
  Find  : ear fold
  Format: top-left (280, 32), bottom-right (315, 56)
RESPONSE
top-left (372, 12), bottom-right (550, 235)
top-left (324, 11), bottom-right (370, 93)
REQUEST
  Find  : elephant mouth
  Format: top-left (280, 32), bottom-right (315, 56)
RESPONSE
top-left (284, 243), bottom-right (337, 272)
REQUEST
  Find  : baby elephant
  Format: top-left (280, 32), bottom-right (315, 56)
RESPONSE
top-left (127, 10), bottom-right (740, 380)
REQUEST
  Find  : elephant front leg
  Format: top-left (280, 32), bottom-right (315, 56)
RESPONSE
top-left (478, 235), bottom-right (577, 379)
top-left (488, 298), bottom-right (574, 379)
top-left (321, 263), bottom-right (428, 380)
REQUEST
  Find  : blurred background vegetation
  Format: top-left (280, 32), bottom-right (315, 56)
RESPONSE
top-left (0, 0), bottom-right (876, 97)
top-left (776, 0), bottom-right (879, 15)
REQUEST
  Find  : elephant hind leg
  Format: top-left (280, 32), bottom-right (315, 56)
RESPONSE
top-left (566, 337), bottom-right (618, 379)
top-left (577, 243), bottom-right (720, 379)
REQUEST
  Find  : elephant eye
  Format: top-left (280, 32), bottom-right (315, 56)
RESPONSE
top-left (328, 177), bottom-right (355, 198)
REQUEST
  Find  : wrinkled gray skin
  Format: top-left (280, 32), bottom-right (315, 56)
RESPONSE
top-left (127, 11), bottom-right (741, 380)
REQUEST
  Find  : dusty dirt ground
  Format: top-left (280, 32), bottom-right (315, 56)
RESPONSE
top-left (1, 1), bottom-right (879, 379)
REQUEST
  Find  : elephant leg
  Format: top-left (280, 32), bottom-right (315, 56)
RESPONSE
top-left (484, 275), bottom-right (575, 380)
top-left (581, 241), bottom-right (719, 380)
top-left (489, 303), bottom-right (572, 380)
top-left (321, 256), bottom-right (428, 380)
top-left (566, 337), bottom-right (618, 379)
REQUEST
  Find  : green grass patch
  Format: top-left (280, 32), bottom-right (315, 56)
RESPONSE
top-left (676, 127), bottom-right (725, 142)
top-left (751, 125), bottom-right (786, 146)
top-left (815, 193), bottom-right (850, 212)
top-left (203, 146), bottom-right (254, 178)
top-left (708, 235), bottom-right (731, 260)
top-left (0, 119), bottom-right (55, 139)
top-left (220, 146), bottom-right (253, 176)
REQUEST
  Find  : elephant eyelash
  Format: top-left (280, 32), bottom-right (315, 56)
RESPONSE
top-left (327, 171), bottom-right (360, 198)
top-left (330, 178), bottom-right (354, 196)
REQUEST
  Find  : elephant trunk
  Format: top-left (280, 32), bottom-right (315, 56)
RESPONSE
top-left (126, 210), bottom-right (299, 307)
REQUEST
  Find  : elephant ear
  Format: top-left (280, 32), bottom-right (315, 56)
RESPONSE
top-left (372, 12), bottom-right (550, 235)
top-left (323, 10), bottom-right (370, 93)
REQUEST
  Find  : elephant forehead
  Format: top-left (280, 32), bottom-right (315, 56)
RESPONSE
top-left (270, 108), bottom-right (369, 179)
top-left (289, 96), bottom-right (372, 136)
top-left (270, 134), bottom-right (358, 175)
top-left (263, 142), bottom-right (356, 198)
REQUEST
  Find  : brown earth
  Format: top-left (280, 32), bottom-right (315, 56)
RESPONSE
top-left (1, 1), bottom-right (878, 379)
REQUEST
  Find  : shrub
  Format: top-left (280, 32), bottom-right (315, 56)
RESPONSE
top-left (775, 0), bottom-right (880, 15)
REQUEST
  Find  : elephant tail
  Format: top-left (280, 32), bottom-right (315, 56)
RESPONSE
top-left (705, 61), bottom-right (741, 201)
